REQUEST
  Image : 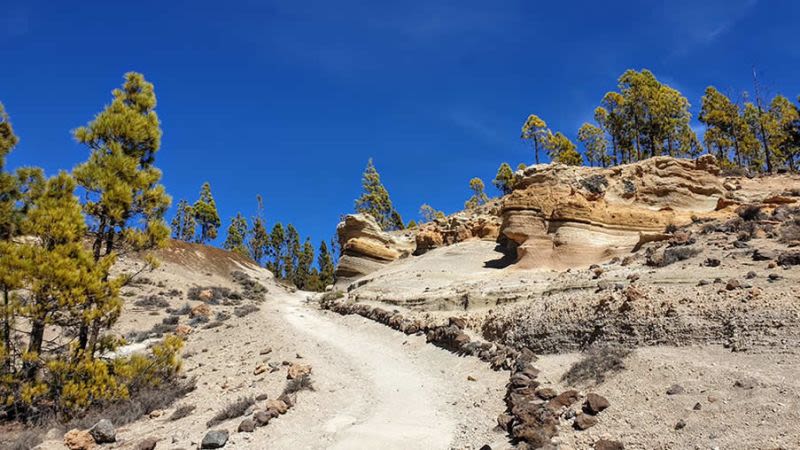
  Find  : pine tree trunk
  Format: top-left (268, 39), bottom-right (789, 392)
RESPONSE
top-left (25, 317), bottom-right (45, 380)
top-left (2, 287), bottom-right (11, 372)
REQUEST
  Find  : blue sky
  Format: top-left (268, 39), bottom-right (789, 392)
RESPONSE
top-left (2, 0), bottom-right (799, 248)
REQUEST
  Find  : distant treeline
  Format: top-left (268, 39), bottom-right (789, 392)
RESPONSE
top-left (170, 187), bottom-right (336, 292)
top-left (518, 68), bottom-right (799, 173)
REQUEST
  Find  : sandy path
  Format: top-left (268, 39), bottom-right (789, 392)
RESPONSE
top-left (225, 289), bottom-right (508, 449)
top-left (101, 279), bottom-right (507, 450)
top-left (280, 292), bottom-right (453, 449)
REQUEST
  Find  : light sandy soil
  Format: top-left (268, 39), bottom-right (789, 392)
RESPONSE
top-left (536, 346), bottom-right (800, 450)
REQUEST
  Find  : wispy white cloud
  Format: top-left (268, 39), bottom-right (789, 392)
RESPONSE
top-left (664, 0), bottom-right (759, 57)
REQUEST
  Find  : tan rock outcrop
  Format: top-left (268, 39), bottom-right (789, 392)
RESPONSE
top-left (334, 214), bottom-right (415, 283)
top-left (415, 214), bottom-right (501, 255)
top-left (500, 156), bottom-right (730, 269)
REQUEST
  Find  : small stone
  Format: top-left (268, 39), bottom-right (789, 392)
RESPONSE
top-left (675, 419), bottom-right (686, 430)
top-left (137, 437), bottom-right (159, 450)
top-left (253, 365), bottom-right (267, 375)
top-left (707, 395), bottom-right (719, 403)
top-left (496, 413), bottom-right (513, 431)
top-left (265, 399), bottom-right (289, 415)
top-left (573, 413), bottom-right (598, 430)
top-left (725, 279), bottom-right (740, 291)
top-left (734, 378), bottom-right (757, 390)
top-left (238, 418), bottom-right (256, 433)
top-left (253, 410), bottom-right (271, 426)
top-left (255, 393), bottom-right (269, 401)
top-left (200, 430), bottom-right (229, 448)
top-left (259, 347), bottom-right (272, 355)
top-left (148, 409), bottom-right (163, 418)
top-left (467, 375), bottom-right (477, 381)
top-left (89, 419), bottom-right (116, 443)
top-left (745, 271), bottom-right (757, 279)
top-left (666, 384), bottom-right (685, 395)
top-left (693, 402), bottom-right (702, 410)
top-left (535, 387), bottom-right (558, 400)
top-left (583, 393), bottom-right (610, 415)
top-left (594, 440), bottom-right (625, 450)
top-left (547, 390), bottom-right (580, 410)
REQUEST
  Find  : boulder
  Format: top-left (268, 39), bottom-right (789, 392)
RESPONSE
top-left (287, 363), bottom-right (312, 380)
top-left (583, 393), bottom-right (610, 415)
top-left (595, 440), bottom-right (625, 450)
top-left (200, 430), bottom-right (229, 449)
top-left (64, 429), bottom-right (96, 450)
top-left (253, 410), bottom-right (271, 426)
top-left (265, 399), bottom-right (289, 415)
top-left (238, 418), bottom-right (256, 433)
top-left (190, 303), bottom-right (212, 319)
top-left (136, 437), bottom-right (159, 450)
top-left (89, 419), bottom-right (116, 444)
top-left (573, 413), bottom-right (598, 430)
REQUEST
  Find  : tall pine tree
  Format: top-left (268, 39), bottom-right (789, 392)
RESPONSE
top-left (72, 72), bottom-right (170, 352)
top-left (223, 213), bottom-right (249, 258)
top-left (193, 182), bottom-right (220, 243)
top-left (354, 158), bottom-right (402, 231)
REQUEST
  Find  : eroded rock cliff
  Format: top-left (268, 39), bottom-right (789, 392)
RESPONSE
top-left (500, 155), bottom-right (730, 269)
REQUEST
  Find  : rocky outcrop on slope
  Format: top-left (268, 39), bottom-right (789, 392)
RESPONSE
top-left (500, 155), bottom-right (730, 269)
top-left (334, 214), bottom-right (415, 284)
top-left (415, 213), bottom-right (501, 255)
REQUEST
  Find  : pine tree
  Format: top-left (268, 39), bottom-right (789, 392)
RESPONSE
top-left (294, 238), bottom-right (315, 289)
top-left (577, 123), bottom-right (608, 167)
top-left (21, 173), bottom-right (121, 374)
top-left (193, 182), bottom-right (220, 243)
top-left (170, 199), bottom-right (196, 241)
top-left (283, 224), bottom-right (300, 281)
top-left (267, 223), bottom-right (285, 277)
top-left (545, 132), bottom-right (582, 165)
top-left (73, 73), bottom-right (171, 262)
top-left (465, 178), bottom-right (489, 210)
top-left (492, 163), bottom-right (514, 195)
top-left (354, 158), bottom-right (401, 231)
top-left (72, 72), bottom-right (169, 353)
top-left (407, 219), bottom-right (418, 229)
top-left (317, 240), bottom-right (335, 288)
top-left (223, 213), bottom-right (249, 258)
top-left (521, 114), bottom-right (549, 164)
top-left (768, 95), bottom-right (800, 171)
top-left (248, 195), bottom-right (269, 265)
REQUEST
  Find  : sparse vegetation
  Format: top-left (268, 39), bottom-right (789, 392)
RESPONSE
top-left (134, 295), bottom-right (170, 309)
top-left (233, 304), bottom-right (260, 318)
top-left (562, 345), bottom-right (633, 385)
top-left (169, 404), bottom-right (196, 421)
top-left (282, 374), bottom-right (315, 396)
top-left (206, 396), bottom-right (255, 427)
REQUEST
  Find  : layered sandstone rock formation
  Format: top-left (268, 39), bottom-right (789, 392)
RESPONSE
top-left (415, 213), bottom-right (501, 255)
top-left (500, 155), bottom-right (731, 269)
top-left (335, 210), bottom-right (502, 284)
top-left (334, 214), bottom-right (415, 284)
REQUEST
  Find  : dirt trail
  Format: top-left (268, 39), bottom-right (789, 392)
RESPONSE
top-left (253, 290), bottom-right (508, 449)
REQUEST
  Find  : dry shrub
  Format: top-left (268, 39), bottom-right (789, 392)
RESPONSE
top-left (282, 374), bottom-right (314, 396)
top-left (562, 345), bottom-right (632, 385)
top-left (134, 295), bottom-right (169, 309)
top-left (233, 304), bottom-right (259, 318)
top-left (206, 396), bottom-right (254, 427)
top-left (169, 404), bottom-right (196, 421)
top-left (168, 303), bottom-right (192, 316)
